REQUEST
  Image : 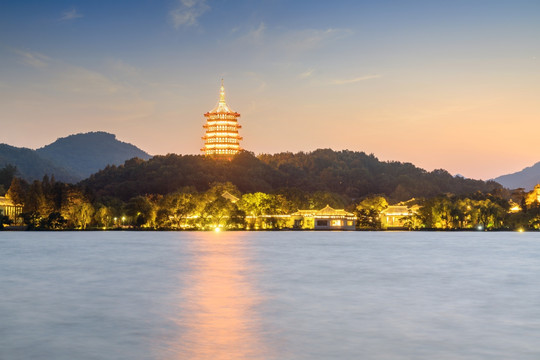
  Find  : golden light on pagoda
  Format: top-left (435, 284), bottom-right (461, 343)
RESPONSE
top-left (201, 80), bottom-right (243, 158)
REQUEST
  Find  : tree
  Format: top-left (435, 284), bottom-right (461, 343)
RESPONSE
top-left (309, 191), bottom-right (347, 210)
top-left (125, 196), bottom-right (156, 228)
top-left (95, 206), bottom-right (114, 228)
top-left (0, 164), bottom-right (17, 192)
top-left (355, 196), bottom-right (388, 229)
top-left (40, 212), bottom-right (67, 230)
top-left (477, 199), bottom-right (506, 229)
top-left (62, 188), bottom-right (95, 229)
top-left (20, 180), bottom-right (48, 227)
top-left (164, 191), bottom-right (197, 228)
top-left (201, 196), bottom-right (238, 229)
top-left (6, 177), bottom-right (27, 206)
top-left (0, 214), bottom-right (12, 229)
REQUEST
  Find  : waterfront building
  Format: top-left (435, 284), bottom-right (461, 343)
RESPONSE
top-left (221, 191), bottom-right (239, 203)
top-left (508, 200), bottom-right (522, 213)
top-left (380, 205), bottom-right (413, 229)
top-left (201, 81), bottom-right (242, 157)
top-left (291, 205), bottom-right (356, 230)
top-left (525, 184), bottom-right (540, 206)
top-left (0, 196), bottom-right (22, 221)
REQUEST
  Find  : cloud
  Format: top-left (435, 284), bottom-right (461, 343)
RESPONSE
top-left (278, 28), bottom-right (352, 52)
top-left (12, 49), bottom-right (138, 96)
top-left (170, 0), bottom-right (209, 28)
top-left (249, 22), bottom-right (266, 40)
top-left (13, 49), bottom-right (50, 68)
top-left (106, 59), bottom-right (141, 78)
top-left (245, 72), bottom-right (267, 93)
top-left (298, 69), bottom-right (314, 79)
top-left (232, 25), bottom-right (351, 57)
top-left (234, 22), bottom-right (266, 45)
top-left (54, 66), bottom-right (125, 94)
top-left (61, 8), bottom-right (83, 20)
top-left (332, 75), bottom-right (381, 85)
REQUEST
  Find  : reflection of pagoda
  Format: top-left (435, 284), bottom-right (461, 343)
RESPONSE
top-left (201, 80), bottom-right (242, 157)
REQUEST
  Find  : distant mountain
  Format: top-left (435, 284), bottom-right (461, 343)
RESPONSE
top-left (0, 132), bottom-right (151, 183)
top-left (494, 162), bottom-right (540, 190)
top-left (37, 132), bottom-right (151, 180)
top-left (0, 144), bottom-right (78, 183)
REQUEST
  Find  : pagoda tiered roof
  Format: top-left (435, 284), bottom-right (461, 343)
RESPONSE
top-left (204, 82), bottom-right (240, 116)
top-left (201, 80), bottom-right (243, 157)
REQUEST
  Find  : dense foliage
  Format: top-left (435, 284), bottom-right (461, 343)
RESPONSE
top-left (83, 149), bottom-right (501, 203)
top-left (3, 174), bottom-right (539, 231)
top-left (0, 164), bottom-right (17, 195)
top-left (3, 150), bottom-right (538, 231)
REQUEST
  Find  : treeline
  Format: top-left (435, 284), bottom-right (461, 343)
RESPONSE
top-left (3, 149), bottom-right (536, 231)
top-left (356, 194), bottom-right (540, 230)
top-left (83, 150), bottom-right (501, 203)
top-left (2, 169), bottom-right (539, 230)
top-left (2, 177), bottom-right (350, 230)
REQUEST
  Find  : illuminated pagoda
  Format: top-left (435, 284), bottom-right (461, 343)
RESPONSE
top-left (201, 80), bottom-right (242, 157)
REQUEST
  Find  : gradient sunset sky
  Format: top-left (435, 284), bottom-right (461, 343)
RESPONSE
top-left (1, 0), bottom-right (538, 180)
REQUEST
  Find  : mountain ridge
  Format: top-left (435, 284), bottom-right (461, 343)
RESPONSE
top-left (0, 132), bottom-right (151, 183)
top-left (494, 162), bottom-right (540, 190)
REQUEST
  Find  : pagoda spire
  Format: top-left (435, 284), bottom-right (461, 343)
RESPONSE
top-left (219, 78), bottom-right (226, 104)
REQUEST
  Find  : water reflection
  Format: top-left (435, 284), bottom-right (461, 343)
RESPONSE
top-left (173, 232), bottom-right (266, 359)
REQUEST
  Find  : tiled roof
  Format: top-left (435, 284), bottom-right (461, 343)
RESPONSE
top-left (0, 196), bottom-right (14, 206)
top-left (381, 206), bottom-right (411, 216)
top-left (292, 205), bottom-right (354, 217)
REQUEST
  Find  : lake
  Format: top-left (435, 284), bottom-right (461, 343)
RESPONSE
top-left (1, 231), bottom-right (539, 359)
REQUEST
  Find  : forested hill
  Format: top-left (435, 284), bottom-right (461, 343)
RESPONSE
top-left (0, 144), bottom-right (78, 183)
top-left (37, 132), bottom-right (151, 180)
top-left (82, 149), bottom-right (501, 202)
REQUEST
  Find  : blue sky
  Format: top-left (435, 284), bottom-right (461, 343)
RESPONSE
top-left (1, 0), bottom-right (539, 179)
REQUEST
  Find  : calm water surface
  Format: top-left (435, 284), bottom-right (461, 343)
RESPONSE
top-left (1, 231), bottom-right (540, 360)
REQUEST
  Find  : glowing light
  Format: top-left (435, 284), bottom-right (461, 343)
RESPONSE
top-left (202, 81), bottom-right (242, 157)
top-left (214, 227), bottom-right (221, 232)
top-left (518, 228), bottom-right (524, 232)
top-left (170, 234), bottom-right (265, 358)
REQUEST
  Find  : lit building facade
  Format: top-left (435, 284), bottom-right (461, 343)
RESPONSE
top-left (291, 205), bottom-right (357, 230)
top-left (201, 81), bottom-right (242, 157)
top-left (380, 205), bottom-right (412, 229)
top-left (0, 196), bottom-right (23, 222)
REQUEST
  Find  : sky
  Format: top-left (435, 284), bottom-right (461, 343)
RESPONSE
top-left (0, 0), bottom-right (539, 180)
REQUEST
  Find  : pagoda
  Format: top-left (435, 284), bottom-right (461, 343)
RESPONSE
top-left (201, 80), bottom-right (242, 157)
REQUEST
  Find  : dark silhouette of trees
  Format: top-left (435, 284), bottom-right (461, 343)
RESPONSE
top-left (0, 164), bottom-right (17, 195)
top-left (82, 149), bottom-right (501, 204)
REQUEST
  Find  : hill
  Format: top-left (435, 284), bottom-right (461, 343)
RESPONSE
top-left (494, 162), bottom-right (540, 190)
top-left (83, 149), bottom-right (501, 202)
top-left (0, 144), bottom-right (78, 183)
top-left (37, 132), bottom-right (151, 180)
top-left (0, 132), bottom-right (151, 183)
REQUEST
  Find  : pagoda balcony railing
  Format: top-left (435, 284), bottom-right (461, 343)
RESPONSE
top-left (203, 133), bottom-right (240, 137)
